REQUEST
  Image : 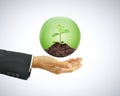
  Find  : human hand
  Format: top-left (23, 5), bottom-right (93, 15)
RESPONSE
top-left (32, 56), bottom-right (82, 74)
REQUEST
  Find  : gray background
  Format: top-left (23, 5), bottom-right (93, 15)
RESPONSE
top-left (0, 0), bottom-right (120, 96)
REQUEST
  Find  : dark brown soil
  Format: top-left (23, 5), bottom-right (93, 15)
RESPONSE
top-left (45, 42), bottom-right (75, 57)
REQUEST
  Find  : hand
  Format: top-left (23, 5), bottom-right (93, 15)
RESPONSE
top-left (32, 56), bottom-right (82, 74)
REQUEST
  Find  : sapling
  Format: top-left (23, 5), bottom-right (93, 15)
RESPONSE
top-left (52, 24), bottom-right (70, 44)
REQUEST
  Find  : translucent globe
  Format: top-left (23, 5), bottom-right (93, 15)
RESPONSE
top-left (40, 17), bottom-right (81, 57)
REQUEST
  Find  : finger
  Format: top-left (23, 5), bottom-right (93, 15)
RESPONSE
top-left (51, 57), bottom-right (82, 68)
top-left (54, 63), bottom-right (82, 74)
top-left (47, 66), bottom-right (63, 74)
top-left (60, 64), bottom-right (82, 73)
top-left (71, 58), bottom-right (82, 65)
top-left (63, 58), bottom-right (75, 63)
top-left (60, 65), bottom-right (82, 73)
top-left (70, 58), bottom-right (80, 64)
top-left (41, 63), bottom-right (82, 74)
top-left (76, 57), bottom-right (83, 62)
top-left (51, 61), bottom-right (72, 68)
top-left (76, 58), bottom-right (82, 64)
top-left (71, 63), bottom-right (82, 71)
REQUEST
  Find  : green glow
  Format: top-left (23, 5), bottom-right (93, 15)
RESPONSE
top-left (40, 17), bottom-right (80, 49)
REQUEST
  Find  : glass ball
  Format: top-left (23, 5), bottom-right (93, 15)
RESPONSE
top-left (40, 16), bottom-right (81, 57)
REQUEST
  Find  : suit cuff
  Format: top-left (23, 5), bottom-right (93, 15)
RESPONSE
top-left (0, 49), bottom-right (33, 80)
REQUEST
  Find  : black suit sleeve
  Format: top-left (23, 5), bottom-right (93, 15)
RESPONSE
top-left (0, 49), bottom-right (32, 80)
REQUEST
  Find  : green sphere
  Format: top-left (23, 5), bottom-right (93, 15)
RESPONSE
top-left (40, 17), bottom-right (80, 57)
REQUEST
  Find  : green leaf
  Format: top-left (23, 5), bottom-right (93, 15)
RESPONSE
top-left (52, 33), bottom-right (59, 37)
top-left (61, 29), bottom-right (70, 34)
top-left (64, 29), bottom-right (70, 32)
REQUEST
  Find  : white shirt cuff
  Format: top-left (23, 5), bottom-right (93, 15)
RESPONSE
top-left (29, 56), bottom-right (33, 72)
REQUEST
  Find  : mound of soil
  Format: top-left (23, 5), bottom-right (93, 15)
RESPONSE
top-left (45, 42), bottom-right (75, 57)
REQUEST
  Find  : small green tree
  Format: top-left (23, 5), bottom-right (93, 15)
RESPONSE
top-left (52, 25), bottom-right (70, 43)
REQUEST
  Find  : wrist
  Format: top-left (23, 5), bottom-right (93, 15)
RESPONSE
top-left (32, 56), bottom-right (39, 68)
